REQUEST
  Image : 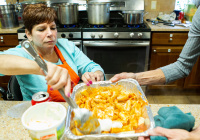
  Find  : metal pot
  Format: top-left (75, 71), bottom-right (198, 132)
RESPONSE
top-left (57, 3), bottom-right (79, 25)
top-left (87, 2), bottom-right (110, 25)
top-left (16, 1), bottom-right (46, 13)
top-left (0, 5), bottom-right (19, 29)
top-left (119, 10), bottom-right (145, 25)
top-left (16, 1), bottom-right (46, 24)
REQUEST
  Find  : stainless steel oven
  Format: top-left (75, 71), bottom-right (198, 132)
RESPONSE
top-left (82, 20), bottom-right (151, 81)
top-left (83, 40), bottom-right (150, 80)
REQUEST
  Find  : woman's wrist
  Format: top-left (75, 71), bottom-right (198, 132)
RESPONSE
top-left (134, 69), bottom-right (166, 85)
top-left (190, 126), bottom-right (200, 139)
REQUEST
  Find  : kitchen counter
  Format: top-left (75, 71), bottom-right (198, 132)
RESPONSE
top-left (146, 21), bottom-right (190, 32)
top-left (0, 26), bottom-right (23, 34)
top-left (0, 23), bottom-right (189, 34)
top-left (0, 101), bottom-right (200, 140)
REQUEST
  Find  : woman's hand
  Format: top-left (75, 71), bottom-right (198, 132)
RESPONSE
top-left (82, 70), bottom-right (104, 86)
top-left (45, 62), bottom-right (71, 96)
top-left (138, 127), bottom-right (196, 140)
top-left (110, 72), bottom-right (136, 83)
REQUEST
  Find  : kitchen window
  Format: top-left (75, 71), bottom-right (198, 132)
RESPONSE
top-left (175, 0), bottom-right (193, 10)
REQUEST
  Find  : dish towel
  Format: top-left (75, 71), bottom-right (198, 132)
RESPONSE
top-left (150, 106), bottom-right (195, 140)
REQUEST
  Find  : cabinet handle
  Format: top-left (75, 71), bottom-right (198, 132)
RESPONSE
top-left (169, 38), bottom-right (173, 42)
top-left (153, 49), bottom-right (156, 53)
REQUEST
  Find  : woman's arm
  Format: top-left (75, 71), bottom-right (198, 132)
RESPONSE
top-left (160, 7), bottom-right (200, 83)
top-left (0, 54), bottom-right (71, 95)
top-left (110, 69), bottom-right (166, 85)
top-left (0, 54), bottom-right (41, 75)
top-left (135, 69), bottom-right (166, 85)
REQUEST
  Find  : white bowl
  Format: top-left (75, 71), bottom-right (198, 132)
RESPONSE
top-left (21, 102), bottom-right (66, 140)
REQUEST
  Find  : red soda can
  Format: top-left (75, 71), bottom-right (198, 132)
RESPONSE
top-left (31, 92), bottom-right (51, 106)
top-left (178, 11), bottom-right (184, 20)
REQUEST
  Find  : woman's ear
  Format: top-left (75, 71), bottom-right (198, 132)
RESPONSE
top-left (25, 29), bottom-right (32, 41)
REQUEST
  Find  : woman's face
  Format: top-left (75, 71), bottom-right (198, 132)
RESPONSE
top-left (26, 21), bottom-right (57, 49)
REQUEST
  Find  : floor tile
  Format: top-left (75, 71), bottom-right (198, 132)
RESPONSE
top-left (187, 96), bottom-right (200, 104)
top-left (146, 95), bottom-right (155, 104)
top-left (153, 95), bottom-right (191, 104)
top-left (0, 94), bottom-right (3, 100)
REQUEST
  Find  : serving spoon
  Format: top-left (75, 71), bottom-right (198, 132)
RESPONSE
top-left (21, 39), bottom-right (101, 135)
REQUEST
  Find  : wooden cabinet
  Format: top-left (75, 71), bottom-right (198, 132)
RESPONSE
top-left (148, 32), bottom-right (200, 89)
top-left (149, 45), bottom-right (185, 89)
top-left (0, 34), bottom-right (18, 90)
top-left (0, 34), bottom-right (19, 47)
top-left (151, 32), bottom-right (188, 45)
top-left (184, 57), bottom-right (200, 88)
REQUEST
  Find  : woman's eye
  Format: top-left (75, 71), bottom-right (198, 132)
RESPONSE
top-left (51, 27), bottom-right (56, 30)
top-left (38, 29), bottom-right (45, 31)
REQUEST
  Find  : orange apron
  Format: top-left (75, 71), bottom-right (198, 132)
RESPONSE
top-left (47, 45), bottom-right (80, 102)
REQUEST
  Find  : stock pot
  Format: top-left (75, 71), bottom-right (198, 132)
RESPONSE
top-left (119, 10), bottom-right (145, 24)
top-left (16, 1), bottom-right (46, 13)
top-left (56, 3), bottom-right (79, 25)
top-left (16, 1), bottom-right (46, 24)
top-left (0, 4), bottom-right (19, 29)
top-left (87, 2), bottom-right (110, 25)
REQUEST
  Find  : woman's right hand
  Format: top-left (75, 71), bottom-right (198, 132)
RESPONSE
top-left (138, 127), bottom-right (199, 140)
top-left (44, 62), bottom-right (71, 96)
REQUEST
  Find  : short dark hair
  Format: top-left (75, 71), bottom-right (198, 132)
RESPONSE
top-left (22, 4), bottom-right (57, 33)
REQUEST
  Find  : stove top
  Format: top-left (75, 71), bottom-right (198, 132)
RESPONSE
top-left (17, 19), bottom-right (151, 40)
top-left (82, 19), bottom-right (151, 32)
top-left (82, 19), bottom-right (151, 40)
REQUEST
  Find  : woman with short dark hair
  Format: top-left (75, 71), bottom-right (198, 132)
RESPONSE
top-left (0, 4), bottom-right (104, 101)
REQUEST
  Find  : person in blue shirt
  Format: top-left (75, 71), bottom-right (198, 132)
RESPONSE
top-left (0, 4), bottom-right (104, 101)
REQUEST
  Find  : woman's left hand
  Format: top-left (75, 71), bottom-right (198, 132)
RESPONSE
top-left (82, 70), bottom-right (104, 86)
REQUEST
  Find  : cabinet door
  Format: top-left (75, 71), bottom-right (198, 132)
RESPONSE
top-left (152, 32), bottom-right (188, 45)
top-left (0, 76), bottom-right (11, 90)
top-left (184, 57), bottom-right (200, 89)
top-left (148, 46), bottom-right (185, 89)
top-left (0, 34), bottom-right (19, 46)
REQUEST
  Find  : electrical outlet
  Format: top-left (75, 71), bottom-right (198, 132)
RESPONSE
top-left (151, 1), bottom-right (157, 10)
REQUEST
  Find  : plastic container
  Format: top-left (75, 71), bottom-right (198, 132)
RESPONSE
top-left (21, 102), bottom-right (67, 140)
top-left (173, 10), bottom-right (181, 20)
top-left (184, 4), bottom-right (197, 22)
top-left (64, 79), bottom-right (155, 139)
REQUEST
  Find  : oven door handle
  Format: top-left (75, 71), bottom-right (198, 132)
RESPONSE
top-left (73, 41), bottom-right (81, 46)
top-left (83, 41), bottom-right (150, 47)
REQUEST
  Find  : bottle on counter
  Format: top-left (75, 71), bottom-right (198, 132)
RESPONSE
top-left (182, 15), bottom-right (187, 24)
